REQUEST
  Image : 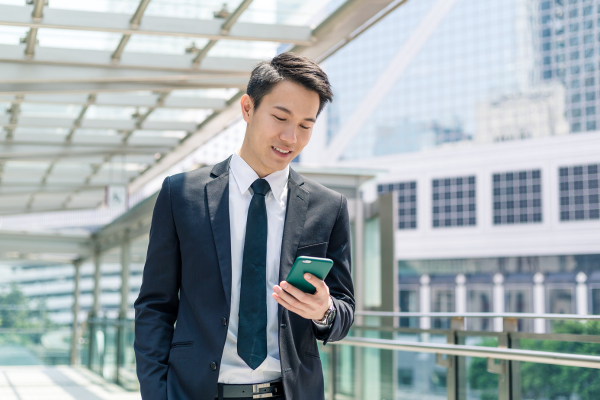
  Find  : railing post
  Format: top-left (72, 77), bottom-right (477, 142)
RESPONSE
top-left (70, 259), bottom-right (82, 366)
top-left (116, 229), bottom-right (131, 385)
top-left (491, 317), bottom-right (521, 400)
top-left (446, 316), bottom-right (465, 400)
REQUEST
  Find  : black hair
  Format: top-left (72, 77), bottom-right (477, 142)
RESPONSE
top-left (246, 52), bottom-right (333, 117)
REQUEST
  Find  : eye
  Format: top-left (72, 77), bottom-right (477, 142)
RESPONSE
top-left (300, 125), bottom-right (310, 130)
top-left (273, 115), bottom-right (285, 121)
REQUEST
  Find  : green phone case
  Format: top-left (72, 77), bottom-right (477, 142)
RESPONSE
top-left (285, 256), bottom-right (334, 294)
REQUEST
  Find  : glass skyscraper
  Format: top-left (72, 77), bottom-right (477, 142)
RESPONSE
top-left (322, 0), bottom-right (585, 161)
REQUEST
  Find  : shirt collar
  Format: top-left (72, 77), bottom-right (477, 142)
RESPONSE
top-left (229, 150), bottom-right (289, 199)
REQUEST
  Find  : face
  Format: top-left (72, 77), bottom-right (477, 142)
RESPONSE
top-left (239, 80), bottom-right (320, 178)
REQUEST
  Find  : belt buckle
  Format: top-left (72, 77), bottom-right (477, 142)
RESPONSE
top-left (252, 382), bottom-right (277, 399)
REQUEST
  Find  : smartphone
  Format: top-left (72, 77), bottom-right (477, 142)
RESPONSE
top-left (285, 256), bottom-right (334, 294)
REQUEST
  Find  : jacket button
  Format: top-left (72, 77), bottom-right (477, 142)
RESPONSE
top-left (210, 362), bottom-right (217, 371)
top-left (222, 317), bottom-right (227, 326)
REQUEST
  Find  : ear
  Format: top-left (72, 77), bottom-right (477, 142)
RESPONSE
top-left (240, 94), bottom-right (253, 123)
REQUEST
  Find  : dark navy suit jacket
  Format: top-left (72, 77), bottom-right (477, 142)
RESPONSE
top-left (134, 156), bottom-right (355, 400)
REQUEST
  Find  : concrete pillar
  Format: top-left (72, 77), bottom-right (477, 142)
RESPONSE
top-left (533, 273), bottom-right (545, 334)
top-left (120, 230), bottom-right (131, 319)
top-left (576, 272), bottom-right (588, 316)
top-left (493, 273), bottom-right (505, 332)
top-left (70, 260), bottom-right (82, 365)
top-left (420, 275), bottom-right (431, 330)
top-left (92, 248), bottom-right (102, 316)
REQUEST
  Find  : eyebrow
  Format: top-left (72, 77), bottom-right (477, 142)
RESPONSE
top-left (273, 105), bottom-right (316, 123)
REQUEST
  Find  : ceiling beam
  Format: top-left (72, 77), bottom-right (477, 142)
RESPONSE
top-left (0, 115), bottom-right (198, 131)
top-left (0, 5), bottom-right (313, 45)
top-left (23, 0), bottom-right (46, 58)
top-left (0, 44), bottom-right (262, 73)
top-left (2, 93), bottom-right (227, 110)
top-left (0, 81), bottom-right (247, 95)
top-left (0, 141), bottom-right (173, 150)
top-left (0, 62), bottom-right (249, 85)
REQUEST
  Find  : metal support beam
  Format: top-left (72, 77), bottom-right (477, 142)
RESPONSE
top-left (112, 0), bottom-right (153, 63)
top-left (221, 0), bottom-right (254, 35)
top-left (66, 94), bottom-right (96, 142)
top-left (70, 259), bottom-right (82, 366)
top-left (23, 0), bottom-right (46, 58)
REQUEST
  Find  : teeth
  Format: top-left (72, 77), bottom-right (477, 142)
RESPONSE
top-left (273, 146), bottom-right (290, 154)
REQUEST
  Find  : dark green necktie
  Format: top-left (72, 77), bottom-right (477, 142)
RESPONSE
top-left (237, 178), bottom-right (271, 369)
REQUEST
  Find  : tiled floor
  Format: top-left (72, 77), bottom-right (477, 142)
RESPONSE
top-left (0, 366), bottom-right (141, 400)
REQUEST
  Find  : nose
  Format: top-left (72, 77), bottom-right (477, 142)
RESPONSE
top-left (280, 126), bottom-right (297, 145)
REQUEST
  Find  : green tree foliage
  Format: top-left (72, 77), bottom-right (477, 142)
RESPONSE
top-left (0, 284), bottom-right (52, 346)
top-left (520, 321), bottom-right (600, 400)
top-left (467, 322), bottom-right (600, 400)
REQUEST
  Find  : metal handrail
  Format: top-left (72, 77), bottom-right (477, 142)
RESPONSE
top-left (334, 336), bottom-right (600, 369)
top-left (356, 311), bottom-right (600, 320)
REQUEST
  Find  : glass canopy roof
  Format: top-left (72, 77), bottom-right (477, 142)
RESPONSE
top-left (0, 0), bottom-right (400, 216)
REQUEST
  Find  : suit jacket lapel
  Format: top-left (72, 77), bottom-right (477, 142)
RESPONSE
top-left (278, 168), bottom-right (309, 321)
top-left (206, 156), bottom-right (233, 309)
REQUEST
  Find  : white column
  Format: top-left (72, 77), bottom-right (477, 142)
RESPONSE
top-left (420, 275), bottom-right (431, 330)
top-left (493, 273), bottom-right (505, 332)
top-left (92, 249), bottom-right (101, 317)
top-left (533, 272), bottom-right (546, 334)
top-left (70, 260), bottom-right (82, 365)
top-left (455, 274), bottom-right (467, 313)
top-left (354, 189), bottom-right (364, 326)
top-left (576, 272), bottom-right (588, 316)
top-left (120, 230), bottom-right (131, 319)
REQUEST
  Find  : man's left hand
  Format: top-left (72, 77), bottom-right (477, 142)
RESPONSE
top-left (272, 273), bottom-right (332, 320)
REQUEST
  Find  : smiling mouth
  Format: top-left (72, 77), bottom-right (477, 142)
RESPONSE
top-left (272, 146), bottom-right (291, 155)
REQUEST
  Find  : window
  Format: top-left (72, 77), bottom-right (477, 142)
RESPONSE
top-left (584, 5), bottom-right (593, 15)
top-left (571, 79), bottom-right (581, 88)
top-left (587, 120), bottom-right (597, 130)
top-left (493, 170), bottom-right (542, 225)
top-left (584, 20), bottom-right (594, 29)
top-left (571, 50), bottom-right (580, 60)
top-left (542, 14), bottom-right (552, 24)
top-left (586, 106), bottom-right (596, 115)
top-left (571, 65), bottom-right (581, 74)
top-left (570, 36), bottom-right (580, 46)
top-left (586, 92), bottom-right (595, 101)
top-left (544, 70), bottom-right (553, 79)
top-left (569, 8), bottom-right (578, 18)
top-left (584, 34), bottom-right (593, 44)
top-left (572, 108), bottom-right (582, 117)
top-left (556, 53), bottom-right (566, 62)
top-left (542, 0), bottom-right (551, 9)
top-left (378, 181), bottom-right (418, 230)
top-left (559, 164), bottom-right (600, 220)
top-left (432, 176), bottom-right (476, 228)
top-left (585, 62), bottom-right (595, 72)
top-left (543, 42), bottom-right (552, 51)
top-left (572, 93), bottom-right (581, 102)
top-left (572, 122), bottom-right (582, 131)
top-left (542, 28), bottom-right (552, 38)
top-left (569, 23), bottom-right (579, 32)
top-left (585, 48), bottom-right (594, 58)
top-left (557, 40), bottom-right (565, 48)
top-left (544, 56), bottom-right (552, 65)
top-left (585, 77), bottom-right (595, 86)
top-left (556, 68), bottom-right (566, 77)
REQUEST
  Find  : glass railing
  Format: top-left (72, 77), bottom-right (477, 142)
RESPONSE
top-left (80, 311), bottom-right (600, 399)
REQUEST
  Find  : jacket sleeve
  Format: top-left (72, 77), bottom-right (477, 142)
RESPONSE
top-left (134, 176), bottom-right (181, 400)
top-left (312, 194), bottom-right (355, 344)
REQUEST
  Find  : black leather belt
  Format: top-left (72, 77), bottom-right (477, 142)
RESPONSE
top-left (215, 378), bottom-right (284, 399)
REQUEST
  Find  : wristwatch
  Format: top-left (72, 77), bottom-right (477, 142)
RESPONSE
top-left (313, 297), bottom-right (336, 326)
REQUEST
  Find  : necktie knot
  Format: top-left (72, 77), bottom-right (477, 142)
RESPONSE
top-left (251, 179), bottom-right (271, 196)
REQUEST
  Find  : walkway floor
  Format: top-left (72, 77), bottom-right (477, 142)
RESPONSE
top-left (0, 366), bottom-right (141, 400)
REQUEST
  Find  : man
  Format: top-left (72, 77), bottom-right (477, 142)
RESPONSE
top-left (134, 52), bottom-right (355, 400)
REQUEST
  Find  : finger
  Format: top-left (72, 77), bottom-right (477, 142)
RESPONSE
top-left (304, 273), bottom-right (328, 293)
top-left (272, 293), bottom-right (306, 317)
top-left (279, 281), bottom-right (312, 305)
top-left (274, 285), bottom-right (303, 308)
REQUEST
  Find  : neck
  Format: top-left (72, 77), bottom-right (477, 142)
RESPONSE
top-left (237, 146), bottom-right (274, 179)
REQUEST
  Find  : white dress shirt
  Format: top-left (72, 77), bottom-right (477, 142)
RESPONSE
top-left (218, 151), bottom-right (289, 384)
